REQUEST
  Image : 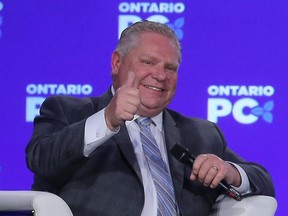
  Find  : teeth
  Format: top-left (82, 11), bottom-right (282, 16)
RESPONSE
top-left (145, 85), bottom-right (162, 92)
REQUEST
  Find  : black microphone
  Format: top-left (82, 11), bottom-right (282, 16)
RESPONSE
top-left (171, 144), bottom-right (242, 201)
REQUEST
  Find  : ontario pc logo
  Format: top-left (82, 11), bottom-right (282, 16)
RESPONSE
top-left (207, 85), bottom-right (275, 124)
top-left (118, 2), bottom-right (185, 40)
top-left (26, 84), bottom-right (93, 122)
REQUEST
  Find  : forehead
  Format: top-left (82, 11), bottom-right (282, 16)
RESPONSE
top-left (137, 32), bottom-right (176, 47)
top-left (133, 32), bottom-right (180, 63)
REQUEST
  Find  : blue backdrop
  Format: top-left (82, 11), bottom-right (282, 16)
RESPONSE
top-left (0, 1), bottom-right (287, 215)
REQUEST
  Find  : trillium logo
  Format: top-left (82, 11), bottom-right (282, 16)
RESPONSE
top-left (167, 17), bottom-right (184, 40)
top-left (251, 100), bottom-right (274, 123)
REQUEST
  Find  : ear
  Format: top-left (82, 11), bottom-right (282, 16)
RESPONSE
top-left (111, 51), bottom-right (122, 76)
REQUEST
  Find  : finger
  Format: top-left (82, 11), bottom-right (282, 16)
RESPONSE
top-left (202, 165), bottom-right (220, 187)
top-left (125, 71), bottom-right (137, 88)
top-left (124, 98), bottom-right (139, 114)
top-left (133, 75), bottom-right (140, 89)
top-left (192, 154), bottom-right (208, 176)
top-left (210, 172), bottom-right (223, 188)
top-left (197, 160), bottom-right (213, 184)
top-left (198, 155), bottom-right (223, 184)
top-left (210, 163), bottom-right (229, 188)
top-left (190, 173), bottom-right (197, 181)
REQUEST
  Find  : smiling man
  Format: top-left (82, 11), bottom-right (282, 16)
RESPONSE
top-left (106, 30), bottom-right (179, 126)
top-left (26, 20), bottom-right (274, 216)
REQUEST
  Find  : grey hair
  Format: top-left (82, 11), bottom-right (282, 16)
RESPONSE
top-left (115, 20), bottom-right (182, 63)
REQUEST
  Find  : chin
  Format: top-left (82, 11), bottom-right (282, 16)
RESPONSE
top-left (142, 101), bottom-right (162, 109)
top-left (140, 102), bottom-right (167, 114)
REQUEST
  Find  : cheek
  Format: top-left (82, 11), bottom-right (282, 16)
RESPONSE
top-left (167, 75), bottom-right (178, 89)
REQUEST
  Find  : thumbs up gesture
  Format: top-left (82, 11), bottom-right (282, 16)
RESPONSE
top-left (105, 71), bottom-right (140, 130)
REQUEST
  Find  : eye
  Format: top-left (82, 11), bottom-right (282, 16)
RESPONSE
top-left (166, 65), bottom-right (178, 72)
top-left (143, 60), bottom-right (152, 65)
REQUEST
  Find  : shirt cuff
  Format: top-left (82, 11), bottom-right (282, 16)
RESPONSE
top-left (83, 108), bottom-right (119, 157)
top-left (229, 162), bottom-right (251, 194)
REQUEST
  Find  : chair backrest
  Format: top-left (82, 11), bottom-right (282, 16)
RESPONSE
top-left (0, 191), bottom-right (73, 216)
top-left (0, 191), bottom-right (277, 216)
top-left (209, 195), bottom-right (278, 216)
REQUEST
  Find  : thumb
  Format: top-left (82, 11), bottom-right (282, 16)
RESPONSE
top-left (125, 71), bottom-right (139, 88)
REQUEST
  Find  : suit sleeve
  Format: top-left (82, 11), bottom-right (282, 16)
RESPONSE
top-left (26, 96), bottom-right (94, 189)
top-left (213, 123), bottom-right (275, 197)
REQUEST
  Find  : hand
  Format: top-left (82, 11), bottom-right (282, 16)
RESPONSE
top-left (105, 71), bottom-right (140, 130)
top-left (190, 154), bottom-right (241, 188)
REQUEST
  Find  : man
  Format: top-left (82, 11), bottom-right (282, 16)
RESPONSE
top-left (26, 20), bottom-right (274, 216)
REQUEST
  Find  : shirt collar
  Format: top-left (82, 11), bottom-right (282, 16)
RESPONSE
top-left (150, 113), bottom-right (163, 133)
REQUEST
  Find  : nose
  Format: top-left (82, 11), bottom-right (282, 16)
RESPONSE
top-left (151, 66), bottom-right (167, 81)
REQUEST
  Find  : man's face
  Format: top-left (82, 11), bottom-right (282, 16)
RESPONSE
top-left (112, 32), bottom-right (180, 117)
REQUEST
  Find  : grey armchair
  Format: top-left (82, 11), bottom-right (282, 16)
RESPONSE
top-left (0, 191), bottom-right (73, 216)
top-left (0, 191), bottom-right (277, 216)
top-left (209, 194), bottom-right (277, 216)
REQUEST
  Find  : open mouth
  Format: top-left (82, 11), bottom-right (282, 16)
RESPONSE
top-left (144, 85), bottom-right (163, 92)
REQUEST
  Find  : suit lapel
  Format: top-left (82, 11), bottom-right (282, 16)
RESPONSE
top-left (113, 126), bottom-right (142, 182)
top-left (95, 88), bottom-right (142, 182)
top-left (163, 110), bottom-right (185, 205)
top-left (96, 88), bottom-right (113, 110)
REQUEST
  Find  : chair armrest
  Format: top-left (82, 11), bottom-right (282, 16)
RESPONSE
top-left (0, 191), bottom-right (73, 216)
top-left (209, 194), bottom-right (277, 216)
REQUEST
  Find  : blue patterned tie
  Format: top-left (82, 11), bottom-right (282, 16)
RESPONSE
top-left (136, 117), bottom-right (177, 216)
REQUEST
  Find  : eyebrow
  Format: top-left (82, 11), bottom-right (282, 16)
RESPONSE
top-left (139, 55), bottom-right (179, 67)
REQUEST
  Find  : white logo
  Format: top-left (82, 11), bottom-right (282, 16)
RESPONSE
top-left (118, 2), bottom-right (185, 39)
top-left (207, 85), bottom-right (275, 124)
top-left (26, 84), bottom-right (93, 122)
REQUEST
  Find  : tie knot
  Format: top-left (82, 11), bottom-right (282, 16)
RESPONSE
top-left (136, 117), bottom-right (152, 126)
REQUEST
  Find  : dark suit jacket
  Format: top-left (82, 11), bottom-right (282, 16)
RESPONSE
top-left (26, 89), bottom-right (275, 216)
